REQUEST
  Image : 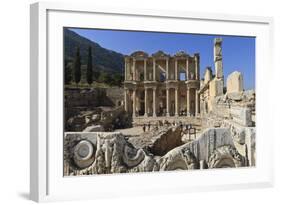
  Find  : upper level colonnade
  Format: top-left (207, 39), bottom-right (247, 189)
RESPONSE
top-left (124, 50), bottom-right (200, 83)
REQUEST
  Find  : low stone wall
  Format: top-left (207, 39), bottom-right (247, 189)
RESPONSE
top-left (65, 87), bottom-right (124, 109)
top-left (105, 87), bottom-right (124, 107)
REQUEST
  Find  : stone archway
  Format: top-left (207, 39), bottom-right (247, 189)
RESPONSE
top-left (208, 145), bottom-right (245, 169)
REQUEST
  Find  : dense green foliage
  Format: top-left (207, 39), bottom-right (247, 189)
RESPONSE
top-left (73, 47), bottom-right (81, 85)
top-left (86, 46), bottom-right (93, 85)
top-left (64, 60), bottom-right (72, 85)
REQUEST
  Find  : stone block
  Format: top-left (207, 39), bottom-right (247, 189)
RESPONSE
top-left (230, 106), bottom-right (252, 127)
top-left (227, 71), bottom-right (244, 93)
top-left (210, 78), bottom-right (224, 97)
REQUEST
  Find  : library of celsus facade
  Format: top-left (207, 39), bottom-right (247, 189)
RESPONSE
top-left (123, 50), bottom-right (200, 118)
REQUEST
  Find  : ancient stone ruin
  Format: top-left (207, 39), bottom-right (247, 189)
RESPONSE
top-left (64, 37), bottom-right (255, 176)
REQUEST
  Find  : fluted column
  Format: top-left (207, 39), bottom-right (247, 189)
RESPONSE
top-left (144, 88), bottom-right (148, 117)
top-left (132, 89), bottom-right (136, 118)
top-left (166, 88), bottom-right (170, 117)
top-left (153, 87), bottom-right (157, 117)
top-left (153, 58), bottom-right (156, 81)
top-left (175, 87), bottom-right (179, 116)
top-left (186, 87), bottom-right (190, 116)
top-left (144, 59), bottom-right (147, 81)
top-left (124, 88), bottom-right (128, 111)
top-left (186, 58), bottom-right (189, 80)
top-left (133, 59), bottom-right (136, 81)
top-left (175, 59), bottom-right (178, 80)
top-left (166, 58), bottom-right (169, 80)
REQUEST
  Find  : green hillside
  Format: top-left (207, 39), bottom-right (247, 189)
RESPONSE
top-left (64, 28), bottom-right (124, 74)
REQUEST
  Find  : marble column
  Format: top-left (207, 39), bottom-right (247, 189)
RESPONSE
top-left (175, 59), bottom-right (178, 80)
top-left (132, 89), bottom-right (136, 118)
top-left (153, 58), bottom-right (156, 81)
top-left (186, 87), bottom-right (190, 116)
top-left (166, 88), bottom-right (170, 117)
top-left (133, 59), bottom-right (136, 81)
top-left (175, 87), bottom-right (179, 117)
top-left (166, 58), bottom-right (169, 80)
top-left (186, 58), bottom-right (189, 80)
top-left (153, 87), bottom-right (157, 117)
top-left (144, 59), bottom-right (147, 81)
top-left (144, 88), bottom-right (148, 117)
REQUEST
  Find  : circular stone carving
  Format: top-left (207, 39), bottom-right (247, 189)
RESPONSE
top-left (208, 145), bottom-right (245, 169)
top-left (73, 140), bottom-right (95, 169)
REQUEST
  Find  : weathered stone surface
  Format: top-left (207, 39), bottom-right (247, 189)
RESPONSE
top-left (214, 38), bottom-right (223, 79)
top-left (158, 146), bottom-right (199, 171)
top-left (64, 125), bottom-right (252, 176)
top-left (128, 125), bottom-right (183, 156)
top-left (209, 78), bottom-right (224, 97)
top-left (227, 71), bottom-right (244, 93)
top-left (227, 92), bottom-right (244, 101)
top-left (83, 125), bottom-right (104, 132)
top-left (66, 106), bottom-right (132, 132)
top-left (208, 145), bottom-right (245, 168)
top-left (230, 106), bottom-right (252, 127)
top-left (204, 67), bottom-right (212, 84)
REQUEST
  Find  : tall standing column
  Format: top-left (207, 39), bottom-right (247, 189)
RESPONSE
top-left (132, 89), bottom-right (136, 118)
top-left (175, 59), bottom-right (178, 80)
top-left (175, 87), bottom-right (179, 117)
top-left (124, 88), bottom-right (128, 112)
top-left (153, 87), bottom-right (157, 117)
top-left (144, 59), bottom-right (147, 81)
top-left (144, 88), bottom-right (148, 117)
top-left (133, 59), bottom-right (136, 81)
top-left (153, 58), bottom-right (156, 81)
top-left (166, 88), bottom-right (170, 117)
top-left (186, 87), bottom-right (190, 116)
top-left (166, 58), bottom-right (169, 80)
top-left (186, 58), bottom-right (189, 80)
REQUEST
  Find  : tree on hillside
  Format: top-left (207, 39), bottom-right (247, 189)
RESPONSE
top-left (98, 71), bottom-right (111, 84)
top-left (86, 46), bottom-right (93, 85)
top-left (112, 73), bottom-right (122, 87)
top-left (73, 47), bottom-right (81, 86)
top-left (64, 60), bottom-right (72, 85)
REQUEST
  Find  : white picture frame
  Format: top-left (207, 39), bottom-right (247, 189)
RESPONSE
top-left (30, 2), bottom-right (274, 202)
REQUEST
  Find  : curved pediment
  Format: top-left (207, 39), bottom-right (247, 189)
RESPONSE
top-left (174, 51), bottom-right (188, 57)
top-left (152, 50), bottom-right (169, 58)
top-left (130, 51), bottom-right (149, 58)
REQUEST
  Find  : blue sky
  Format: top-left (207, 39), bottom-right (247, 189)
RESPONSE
top-left (70, 28), bottom-right (255, 90)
